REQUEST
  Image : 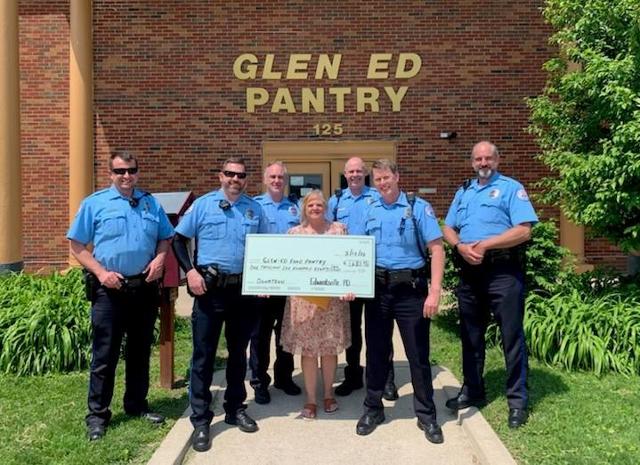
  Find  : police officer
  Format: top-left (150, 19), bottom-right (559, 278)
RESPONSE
top-left (172, 157), bottom-right (268, 453)
top-left (328, 157), bottom-right (397, 400)
top-left (68, 150), bottom-right (174, 441)
top-left (356, 159), bottom-right (445, 444)
top-left (442, 141), bottom-right (538, 429)
top-left (249, 161), bottom-right (302, 404)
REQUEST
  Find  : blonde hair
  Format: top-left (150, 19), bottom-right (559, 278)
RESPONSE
top-left (299, 189), bottom-right (327, 226)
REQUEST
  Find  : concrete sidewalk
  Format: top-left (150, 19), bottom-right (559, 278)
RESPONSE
top-left (148, 289), bottom-right (517, 465)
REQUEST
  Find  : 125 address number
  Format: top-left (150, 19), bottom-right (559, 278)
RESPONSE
top-left (313, 123), bottom-right (343, 136)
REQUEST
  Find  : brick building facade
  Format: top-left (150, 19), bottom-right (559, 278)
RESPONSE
top-left (15, 1), bottom-right (626, 271)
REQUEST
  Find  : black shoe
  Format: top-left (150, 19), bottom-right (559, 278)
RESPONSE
top-left (356, 411), bottom-right (385, 436)
top-left (273, 379), bottom-right (302, 396)
top-left (508, 408), bottom-right (528, 429)
top-left (139, 411), bottom-right (165, 425)
top-left (87, 424), bottom-right (105, 441)
top-left (445, 392), bottom-right (486, 411)
top-left (335, 378), bottom-right (364, 397)
top-left (253, 385), bottom-right (271, 404)
top-left (225, 409), bottom-right (259, 433)
top-left (192, 425), bottom-right (210, 452)
top-left (417, 419), bottom-right (444, 444)
top-left (382, 381), bottom-right (399, 401)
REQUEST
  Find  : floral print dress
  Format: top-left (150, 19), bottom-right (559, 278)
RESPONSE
top-left (280, 222), bottom-right (351, 356)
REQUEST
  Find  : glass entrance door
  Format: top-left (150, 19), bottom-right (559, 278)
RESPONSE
top-left (286, 162), bottom-right (331, 200)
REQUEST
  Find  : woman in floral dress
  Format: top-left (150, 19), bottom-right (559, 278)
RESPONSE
top-left (281, 190), bottom-right (354, 419)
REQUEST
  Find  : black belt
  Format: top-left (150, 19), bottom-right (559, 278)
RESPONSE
top-left (375, 267), bottom-right (426, 285)
top-left (197, 265), bottom-right (242, 289)
top-left (121, 273), bottom-right (147, 289)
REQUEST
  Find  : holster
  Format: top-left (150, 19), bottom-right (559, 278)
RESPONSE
top-left (198, 265), bottom-right (220, 290)
top-left (83, 269), bottom-right (99, 301)
top-left (193, 265), bottom-right (242, 294)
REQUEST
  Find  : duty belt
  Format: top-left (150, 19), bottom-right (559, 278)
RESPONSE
top-left (197, 265), bottom-right (242, 289)
top-left (121, 273), bottom-right (147, 290)
top-left (375, 267), bottom-right (427, 286)
top-left (455, 245), bottom-right (526, 269)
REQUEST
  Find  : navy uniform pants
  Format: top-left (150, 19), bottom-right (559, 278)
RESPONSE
top-left (343, 298), bottom-right (394, 382)
top-left (342, 298), bottom-right (365, 380)
top-left (363, 278), bottom-right (437, 424)
top-left (189, 285), bottom-right (258, 428)
top-left (87, 285), bottom-right (158, 428)
top-left (456, 262), bottom-right (528, 409)
top-left (248, 295), bottom-right (294, 388)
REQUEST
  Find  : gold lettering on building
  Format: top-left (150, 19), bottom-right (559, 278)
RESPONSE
top-left (234, 53), bottom-right (421, 113)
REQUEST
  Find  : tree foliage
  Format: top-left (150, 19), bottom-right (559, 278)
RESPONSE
top-left (528, 0), bottom-right (640, 252)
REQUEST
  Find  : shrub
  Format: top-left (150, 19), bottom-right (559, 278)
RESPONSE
top-left (0, 269), bottom-right (92, 375)
top-left (525, 219), bottom-right (572, 294)
top-left (525, 288), bottom-right (640, 375)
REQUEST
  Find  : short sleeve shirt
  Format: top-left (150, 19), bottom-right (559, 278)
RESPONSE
top-left (175, 189), bottom-right (268, 273)
top-left (444, 172), bottom-right (538, 243)
top-left (327, 186), bottom-right (379, 235)
top-left (253, 193), bottom-right (300, 234)
top-left (365, 192), bottom-right (442, 270)
top-left (67, 185), bottom-right (174, 276)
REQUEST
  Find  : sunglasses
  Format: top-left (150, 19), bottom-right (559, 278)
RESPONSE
top-left (112, 167), bottom-right (138, 175)
top-left (222, 170), bottom-right (247, 179)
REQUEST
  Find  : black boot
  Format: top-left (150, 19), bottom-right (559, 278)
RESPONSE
top-left (382, 366), bottom-right (398, 401)
top-left (335, 365), bottom-right (364, 396)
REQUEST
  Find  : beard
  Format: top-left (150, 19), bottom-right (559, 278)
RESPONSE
top-left (477, 168), bottom-right (493, 179)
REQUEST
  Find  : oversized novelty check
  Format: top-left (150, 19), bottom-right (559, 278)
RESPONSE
top-left (242, 234), bottom-right (375, 298)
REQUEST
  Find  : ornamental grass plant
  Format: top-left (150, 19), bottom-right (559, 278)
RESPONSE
top-left (526, 278), bottom-right (640, 376)
top-left (0, 269), bottom-right (91, 375)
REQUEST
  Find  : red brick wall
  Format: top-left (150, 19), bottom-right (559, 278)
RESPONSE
top-left (18, 0), bottom-right (627, 270)
top-left (19, 1), bottom-right (69, 271)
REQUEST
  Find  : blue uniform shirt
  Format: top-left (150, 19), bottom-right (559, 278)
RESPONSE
top-left (365, 192), bottom-right (442, 270)
top-left (253, 193), bottom-right (300, 234)
top-left (327, 185), bottom-right (379, 235)
top-left (67, 185), bottom-right (174, 276)
top-left (444, 172), bottom-right (538, 243)
top-left (175, 189), bottom-right (268, 274)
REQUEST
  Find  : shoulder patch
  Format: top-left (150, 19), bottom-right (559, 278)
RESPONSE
top-left (517, 189), bottom-right (529, 200)
top-left (288, 205), bottom-right (298, 215)
top-left (424, 205), bottom-right (435, 217)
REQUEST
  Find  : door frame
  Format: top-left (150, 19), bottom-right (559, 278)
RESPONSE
top-left (262, 140), bottom-right (397, 194)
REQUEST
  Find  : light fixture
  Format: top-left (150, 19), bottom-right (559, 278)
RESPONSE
top-left (439, 131), bottom-right (457, 140)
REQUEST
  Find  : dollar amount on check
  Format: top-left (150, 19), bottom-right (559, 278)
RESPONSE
top-left (242, 234), bottom-right (375, 298)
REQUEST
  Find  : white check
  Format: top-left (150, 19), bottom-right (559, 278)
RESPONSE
top-left (242, 234), bottom-right (375, 298)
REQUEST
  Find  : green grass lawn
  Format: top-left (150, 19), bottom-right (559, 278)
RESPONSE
top-left (0, 318), bottom-right (217, 465)
top-left (431, 312), bottom-right (640, 465)
top-left (1, 312), bottom-right (639, 464)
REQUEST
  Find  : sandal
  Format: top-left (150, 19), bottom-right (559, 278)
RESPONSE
top-left (301, 403), bottom-right (317, 420)
top-left (324, 398), bottom-right (339, 414)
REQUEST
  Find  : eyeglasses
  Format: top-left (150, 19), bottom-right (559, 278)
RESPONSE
top-left (112, 167), bottom-right (138, 175)
top-left (222, 170), bottom-right (247, 179)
